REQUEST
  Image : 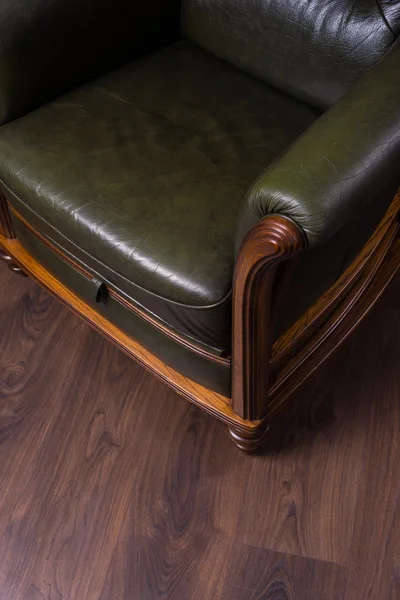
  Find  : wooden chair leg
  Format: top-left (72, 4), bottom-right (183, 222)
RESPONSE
top-left (0, 249), bottom-right (27, 277)
top-left (228, 422), bottom-right (269, 453)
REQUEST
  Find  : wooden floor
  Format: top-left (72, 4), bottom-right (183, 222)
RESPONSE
top-left (0, 264), bottom-right (399, 600)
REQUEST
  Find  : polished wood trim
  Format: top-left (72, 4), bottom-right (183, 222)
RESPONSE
top-left (272, 194), bottom-right (400, 369)
top-left (8, 204), bottom-right (230, 367)
top-left (0, 234), bottom-right (258, 433)
top-left (268, 190), bottom-right (400, 419)
top-left (231, 216), bottom-right (305, 421)
top-left (228, 422), bottom-right (269, 453)
top-left (0, 190), bottom-right (15, 239)
top-left (229, 190), bottom-right (400, 448)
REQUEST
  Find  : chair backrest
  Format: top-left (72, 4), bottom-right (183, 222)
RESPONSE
top-left (182, 0), bottom-right (400, 109)
top-left (0, 0), bottom-right (182, 125)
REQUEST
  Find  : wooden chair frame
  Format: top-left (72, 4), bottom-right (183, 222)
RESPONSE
top-left (1, 189), bottom-right (400, 452)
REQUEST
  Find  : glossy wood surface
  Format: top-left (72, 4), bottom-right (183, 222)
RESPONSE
top-left (1, 262), bottom-right (399, 599)
top-left (232, 216), bottom-right (304, 420)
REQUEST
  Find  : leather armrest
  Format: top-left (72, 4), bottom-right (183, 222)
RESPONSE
top-left (237, 39), bottom-right (400, 249)
top-left (0, 0), bottom-right (181, 125)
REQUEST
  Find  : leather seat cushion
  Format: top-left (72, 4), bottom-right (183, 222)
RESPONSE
top-left (0, 41), bottom-right (320, 354)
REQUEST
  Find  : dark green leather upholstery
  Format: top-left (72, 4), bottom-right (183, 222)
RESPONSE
top-left (0, 0), bottom-right (181, 125)
top-left (183, 0), bottom-right (400, 109)
top-left (238, 38), bottom-right (400, 249)
top-left (0, 0), bottom-right (399, 395)
top-left (0, 41), bottom-right (319, 356)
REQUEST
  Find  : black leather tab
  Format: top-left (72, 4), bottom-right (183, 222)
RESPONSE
top-left (91, 276), bottom-right (107, 303)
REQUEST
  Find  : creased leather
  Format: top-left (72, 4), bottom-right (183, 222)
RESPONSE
top-left (0, 1), bottom-right (398, 367)
top-left (238, 38), bottom-right (400, 249)
top-left (183, 0), bottom-right (400, 109)
top-left (12, 214), bottom-right (231, 396)
top-left (380, 0), bottom-right (400, 32)
top-left (0, 0), bottom-right (182, 125)
top-left (0, 41), bottom-right (319, 351)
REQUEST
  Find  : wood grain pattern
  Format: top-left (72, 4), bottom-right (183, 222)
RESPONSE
top-left (0, 262), bottom-right (400, 598)
top-left (98, 405), bottom-right (241, 600)
top-left (0, 269), bottom-right (168, 599)
top-left (344, 304), bottom-right (400, 599)
top-left (232, 216), bottom-right (304, 421)
top-left (221, 543), bottom-right (347, 600)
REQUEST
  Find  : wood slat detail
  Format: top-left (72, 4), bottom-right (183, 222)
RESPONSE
top-left (268, 191), bottom-right (400, 418)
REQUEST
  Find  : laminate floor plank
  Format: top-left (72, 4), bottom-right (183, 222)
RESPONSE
top-left (235, 275), bottom-right (400, 568)
top-left (221, 542), bottom-right (348, 600)
top-left (233, 350), bottom-right (369, 564)
top-left (0, 268), bottom-right (180, 599)
top-left (99, 402), bottom-right (251, 600)
top-left (343, 305), bottom-right (400, 600)
top-left (0, 265), bottom-right (400, 599)
top-left (100, 503), bottom-right (234, 600)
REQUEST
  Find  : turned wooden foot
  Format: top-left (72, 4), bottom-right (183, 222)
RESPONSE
top-left (228, 422), bottom-right (269, 453)
top-left (0, 249), bottom-right (27, 277)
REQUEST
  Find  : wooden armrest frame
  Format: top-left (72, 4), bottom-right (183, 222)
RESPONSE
top-left (231, 216), bottom-right (305, 420)
top-left (229, 190), bottom-right (400, 450)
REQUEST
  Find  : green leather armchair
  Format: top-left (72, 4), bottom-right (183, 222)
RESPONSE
top-left (0, 0), bottom-right (399, 452)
